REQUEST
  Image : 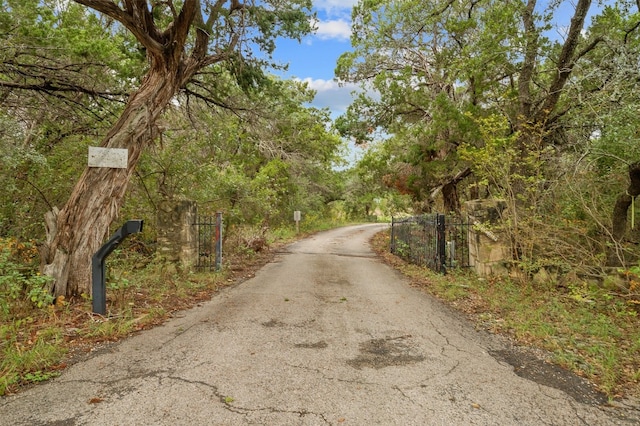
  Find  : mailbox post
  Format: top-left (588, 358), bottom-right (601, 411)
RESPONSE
top-left (92, 220), bottom-right (143, 315)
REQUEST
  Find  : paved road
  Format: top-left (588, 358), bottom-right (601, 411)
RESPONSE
top-left (1, 224), bottom-right (638, 425)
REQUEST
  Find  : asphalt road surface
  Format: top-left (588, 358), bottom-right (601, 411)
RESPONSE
top-left (2, 224), bottom-right (639, 425)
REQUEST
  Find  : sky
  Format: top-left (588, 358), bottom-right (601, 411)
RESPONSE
top-left (270, 0), bottom-right (360, 118)
top-left (268, 0), bottom-right (606, 121)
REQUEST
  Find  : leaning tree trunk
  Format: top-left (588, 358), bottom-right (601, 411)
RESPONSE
top-left (608, 161), bottom-right (640, 266)
top-left (42, 67), bottom-right (182, 297)
top-left (437, 167), bottom-right (472, 215)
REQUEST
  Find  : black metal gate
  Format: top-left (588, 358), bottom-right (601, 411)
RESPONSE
top-left (390, 214), bottom-right (470, 274)
top-left (193, 214), bottom-right (222, 272)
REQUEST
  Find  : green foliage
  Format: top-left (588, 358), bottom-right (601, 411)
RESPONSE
top-left (0, 1), bottom-right (142, 240)
top-left (340, 0), bottom-right (640, 263)
top-left (385, 252), bottom-right (640, 397)
top-left (0, 239), bottom-right (54, 316)
top-left (459, 114), bottom-right (556, 262)
top-left (393, 240), bottom-right (410, 258)
top-left (127, 75), bottom-right (344, 231)
top-left (459, 115), bottom-right (518, 189)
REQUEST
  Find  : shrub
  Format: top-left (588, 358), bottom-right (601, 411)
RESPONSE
top-left (0, 239), bottom-right (54, 318)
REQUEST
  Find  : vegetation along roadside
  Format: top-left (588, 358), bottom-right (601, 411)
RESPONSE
top-left (3, 224), bottom-right (639, 403)
top-left (370, 230), bottom-right (640, 401)
top-left (2, 0), bottom-right (640, 408)
top-left (0, 222), bottom-right (342, 397)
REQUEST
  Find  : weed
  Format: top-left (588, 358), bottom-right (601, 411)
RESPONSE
top-left (107, 273), bottom-right (137, 310)
top-left (0, 320), bottom-right (66, 395)
top-left (22, 370), bottom-right (60, 383)
top-left (82, 318), bottom-right (135, 340)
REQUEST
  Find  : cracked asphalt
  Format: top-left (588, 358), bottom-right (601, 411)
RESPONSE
top-left (2, 223), bottom-right (639, 425)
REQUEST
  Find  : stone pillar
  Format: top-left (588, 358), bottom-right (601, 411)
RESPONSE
top-left (464, 199), bottom-right (508, 277)
top-left (157, 200), bottom-right (197, 271)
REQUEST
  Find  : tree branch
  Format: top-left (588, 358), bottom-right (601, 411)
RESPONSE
top-left (73, 0), bottom-right (164, 53)
top-left (537, 0), bottom-right (592, 121)
top-left (518, 0), bottom-right (538, 121)
top-left (624, 19), bottom-right (640, 44)
top-left (0, 79), bottom-right (127, 101)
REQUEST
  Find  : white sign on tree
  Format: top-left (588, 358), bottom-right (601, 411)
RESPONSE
top-left (88, 147), bottom-right (128, 169)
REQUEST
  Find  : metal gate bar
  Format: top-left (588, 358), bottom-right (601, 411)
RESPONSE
top-left (193, 212), bottom-right (223, 272)
top-left (391, 213), bottom-right (470, 274)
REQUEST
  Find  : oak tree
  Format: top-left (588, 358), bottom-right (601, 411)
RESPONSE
top-left (3, 0), bottom-right (313, 297)
top-left (335, 0), bottom-right (625, 213)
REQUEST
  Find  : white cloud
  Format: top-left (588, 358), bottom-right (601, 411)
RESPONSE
top-left (296, 78), bottom-right (360, 115)
top-left (313, 0), bottom-right (359, 16)
top-left (315, 19), bottom-right (352, 41)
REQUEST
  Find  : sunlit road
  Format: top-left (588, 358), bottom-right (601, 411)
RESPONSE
top-left (1, 224), bottom-right (637, 425)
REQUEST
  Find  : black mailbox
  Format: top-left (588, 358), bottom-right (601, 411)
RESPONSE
top-left (92, 220), bottom-right (143, 315)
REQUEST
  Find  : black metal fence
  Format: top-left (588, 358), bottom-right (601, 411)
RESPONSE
top-left (390, 214), bottom-right (470, 274)
top-left (193, 213), bottom-right (223, 272)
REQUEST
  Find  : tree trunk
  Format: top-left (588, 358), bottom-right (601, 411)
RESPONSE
top-left (608, 161), bottom-right (640, 266)
top-left (435, 167), bottom-right (472, 215)
top-left (42, 68), bottom-right (180, 297)
top-left (442, 182), bottom-right (460, 214)
top-left (612, 194), bottom-right (634, 242)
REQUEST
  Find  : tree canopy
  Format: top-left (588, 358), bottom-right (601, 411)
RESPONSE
top-left (0, 0), bottom-right (333, 297)
top-left (337, 0), bottom-right (640, 267)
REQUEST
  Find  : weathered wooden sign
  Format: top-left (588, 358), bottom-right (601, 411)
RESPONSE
top-left (88, 147), bottom-right (128, 169)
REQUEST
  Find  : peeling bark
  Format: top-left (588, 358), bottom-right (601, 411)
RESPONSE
top-left (41, 1), bottom-right (198, 297)
top-left (43, 70), bottom-right (177, 296)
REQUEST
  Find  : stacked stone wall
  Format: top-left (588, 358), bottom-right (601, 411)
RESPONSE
top-left (157, 200), bottom-right (197, 271)
top-left (465, 199), bottom-right (508, 277)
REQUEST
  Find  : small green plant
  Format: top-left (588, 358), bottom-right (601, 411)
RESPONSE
top-left (0, 240), bottom-right (54, 317)
top-left (23, 370), bottom-right (61, 383)
top-left (107, 273), bottom-right (136, 310)
top-left (393, 240), bottom-right (410, 258)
